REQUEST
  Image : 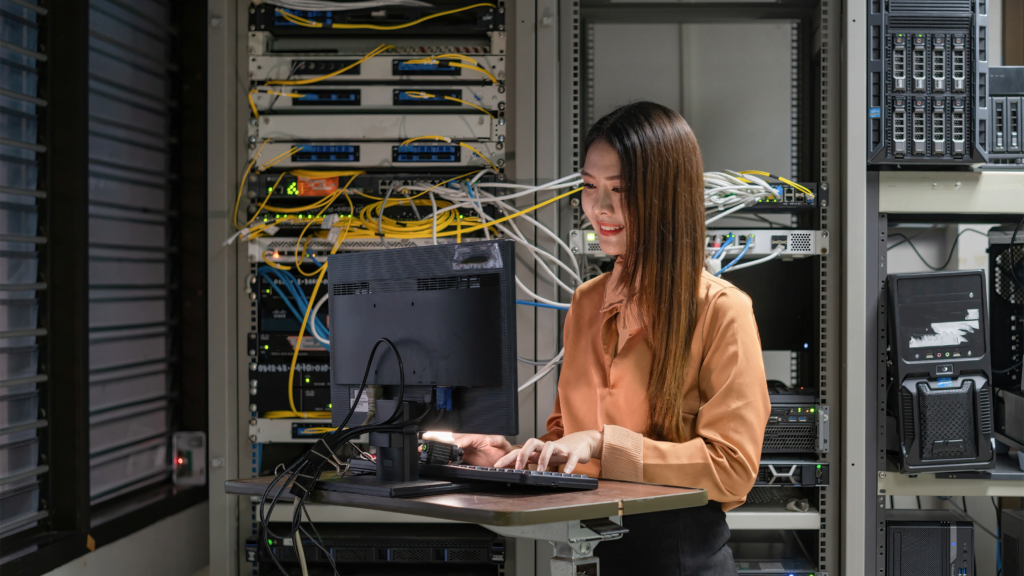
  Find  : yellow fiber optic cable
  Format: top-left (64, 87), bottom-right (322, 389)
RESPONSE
top-left (399, 136), bottom-right (498, 172)
top-left (402, 91), bottom-right (494, 117)
top-left (265, 44), bottom-right (392, 87)
top-left (261, 250), bottom-right (292, 271)
top-left (276, 4), bottom-right (496, 32)
top-left (233, 139), bottom-right (271, 230)
top-left (738, 170), bottom-right (815, 198)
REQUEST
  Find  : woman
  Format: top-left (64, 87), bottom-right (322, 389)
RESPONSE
top-left (456, 101), bottom-right (770, 575)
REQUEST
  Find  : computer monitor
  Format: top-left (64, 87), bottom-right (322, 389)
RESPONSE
top-left (322, 239), bottom-right (519, 495)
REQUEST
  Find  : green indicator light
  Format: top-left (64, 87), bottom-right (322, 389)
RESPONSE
top-left (328, 403), bottom-right (332, 408)
top-left (810, 408), bottom-right (815, 413)
top-left (797, 408), bottom-right (802, 413)
top-left (305, 377), bottom-right (310, 383)
top-left (586, 232), bottom-right (596, 242)
top-left (263, 345), bottom-right (269, 350)
top-left (268, 539), bottom-right (273, 546)
top-left (267, 187), bottom-right (273, 192)
top-left (817, 465), bottom-right (821, 469)
top-left (288, 182), bottom-right (298, 195)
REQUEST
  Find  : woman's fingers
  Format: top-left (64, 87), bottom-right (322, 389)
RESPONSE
top-left (536, 441), bottom-right (560, 472)
top-left (564, 451), bottom-right (580, 474)
top-left (515, 438), bottom-right (545, 469)
top-left (494, 449), bottom-right (520, 469)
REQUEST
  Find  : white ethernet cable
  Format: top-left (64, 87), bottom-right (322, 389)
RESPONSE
top-left (719, 246), bottom-right (785, 273)
top-left (308, 293), bottom-right (330, 346)
top-left (518, 348), bottom-right (564, 393)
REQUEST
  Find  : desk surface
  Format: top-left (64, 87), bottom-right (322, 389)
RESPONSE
top-left (226, 477), bottom-right (707, 526)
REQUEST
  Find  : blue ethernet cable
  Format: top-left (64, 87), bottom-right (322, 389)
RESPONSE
top-left (257, 266), bottom-right (331, 349)
top-left (716, 239), bottom-right (752, 276)
top-left (711, 236), bottom-right (735, 260)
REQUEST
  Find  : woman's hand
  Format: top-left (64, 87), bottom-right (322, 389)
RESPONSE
top-left (453, 434), bottom-right (514, 467)
top-left (494, 430), bottom-right (603, 473)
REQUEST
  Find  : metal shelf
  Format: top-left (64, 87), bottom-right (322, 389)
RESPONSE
top-left (879, 170), bottom-right (1024, 214)
top-left (726, 504), bottom-right (821, 530)
top-left (877, 454), bottom-right (1024, 497)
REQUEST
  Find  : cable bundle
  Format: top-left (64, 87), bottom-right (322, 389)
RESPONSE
top-left (259, 338), bottom-right (442, 575)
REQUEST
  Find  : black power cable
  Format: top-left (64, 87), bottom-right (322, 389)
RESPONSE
top-left (886, 228), bottom-right (988, 271)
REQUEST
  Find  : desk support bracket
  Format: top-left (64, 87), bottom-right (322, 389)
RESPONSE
top-left (484, 516), bottom-right (626, 576)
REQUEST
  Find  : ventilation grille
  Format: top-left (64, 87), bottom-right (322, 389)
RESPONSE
top-left (789, 233), bottom-right (813, 253)
top-left (745, 487), bottom-right (799, 505)
top-left (888, 0), bottom-right (972, 11)
top-left (887, 525), bottom-right (946, 575)
top-left (978, 385), bottom-right (993, 435)
top-left (902, 388), bottom-right (917, 447)
top-left (446, 548), bottom-right (487, 563)
top-left (994, 245), bottom-right (1023, 304)
top-left (762, 425), bottom-right (817, 452)
top-left (918, 383), bottom-right (978, 459)
top-left (888, 15), bottom-right (973, 27)
top-left (1006, 534), bottom-right (1020, 576)
top-left (333, 548), bottom-right (371, 562)
top-left (334, 281), bottom-right (370, 296)
top-left (416, 274), bottom-right (499, 291)
top-left (389, 548), bottom-right (428, 562)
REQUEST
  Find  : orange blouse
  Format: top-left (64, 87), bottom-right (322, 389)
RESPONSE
top-left (539, 259), bottom-right (771, 511)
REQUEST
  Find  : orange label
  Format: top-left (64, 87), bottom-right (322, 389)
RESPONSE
top-left (296, 176), bottom-right (338, 196)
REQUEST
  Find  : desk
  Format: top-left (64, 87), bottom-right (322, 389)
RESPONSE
top-left (226, 477), bottom-right (707, 575)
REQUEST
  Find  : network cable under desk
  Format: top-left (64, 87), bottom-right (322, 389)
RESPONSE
top-left (225, 477), bottom-right (708, 575)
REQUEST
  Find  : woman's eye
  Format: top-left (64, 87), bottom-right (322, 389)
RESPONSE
top-left (583, 182), bottom-right (596, 189)
top-left (611, 187), bottom-right (621, 193)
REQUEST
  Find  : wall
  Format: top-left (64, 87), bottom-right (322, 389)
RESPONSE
top-left (589, 21), bottom-right (795, 175)
top-left (42, 502), bottom-right (209, 576)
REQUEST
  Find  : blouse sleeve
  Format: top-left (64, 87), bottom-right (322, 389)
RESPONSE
top-left (599, 287), bottom-right (771, 508)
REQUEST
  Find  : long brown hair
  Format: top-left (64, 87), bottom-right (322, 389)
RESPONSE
top-left (584, 102), bottom-right (705, 443)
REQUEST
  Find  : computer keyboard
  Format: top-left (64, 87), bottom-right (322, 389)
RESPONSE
top-left (419, 464), bottom-right (599, 490)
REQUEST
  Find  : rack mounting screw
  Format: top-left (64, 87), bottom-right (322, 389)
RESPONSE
top-left (249, 418), bottom-right (258, 426)
top-left (570, 198), bottom-right (580, 207)
top-left (250, 435), bottom-right (258, 443)
top-left (878, 471), bottom-right (886, 479)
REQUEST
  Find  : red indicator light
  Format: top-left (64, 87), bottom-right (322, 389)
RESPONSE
top-left (176, 457), bottom-right (185, 465)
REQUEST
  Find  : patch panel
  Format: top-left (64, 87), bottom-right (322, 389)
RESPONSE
top-left (570, 229), bottom-right (829, 258)
top-left (251, 113), bottom-right (502, 143)
top-left (250, 84), bottom-right (504, 112)
top-left (393, 144), bottom-right (460, 163)
top-left (292, 89), bottom-right (361, 107)
top-left (248, 3), bottom-right (503, 37)
top-left (248, 53), bottom-right (507, 84)
top-left (250, 172), bottom-right (503, 201)
top-left (293, 145), bottom-right (359, 163)
top-left (256, 141), bottom-right (502, 169)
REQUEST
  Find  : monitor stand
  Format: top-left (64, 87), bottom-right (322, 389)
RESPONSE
top-left (314, 400), bottom-right (481, 498)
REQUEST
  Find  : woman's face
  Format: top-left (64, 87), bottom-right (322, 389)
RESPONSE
top-left (581, 139), bottom-right (627, 256)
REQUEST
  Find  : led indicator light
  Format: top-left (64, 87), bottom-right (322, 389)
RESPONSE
top-left (263, 345), bottom-right (269, 350)
top-left (176, 457), bottom-right (184, 465)
top-left (586, 232), bottom-right (596, 242)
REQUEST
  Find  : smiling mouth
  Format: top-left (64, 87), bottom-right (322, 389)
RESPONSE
top-left (597, 222), bottom-right (625, 236)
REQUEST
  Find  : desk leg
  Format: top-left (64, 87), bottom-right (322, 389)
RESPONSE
top-left (551, 542), bottom-right (599, 576)
top-left (483, 517), bottom-right (625, 576)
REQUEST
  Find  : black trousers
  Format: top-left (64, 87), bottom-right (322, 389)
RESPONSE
top-left (594, 502), bottom-right (736, 576)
